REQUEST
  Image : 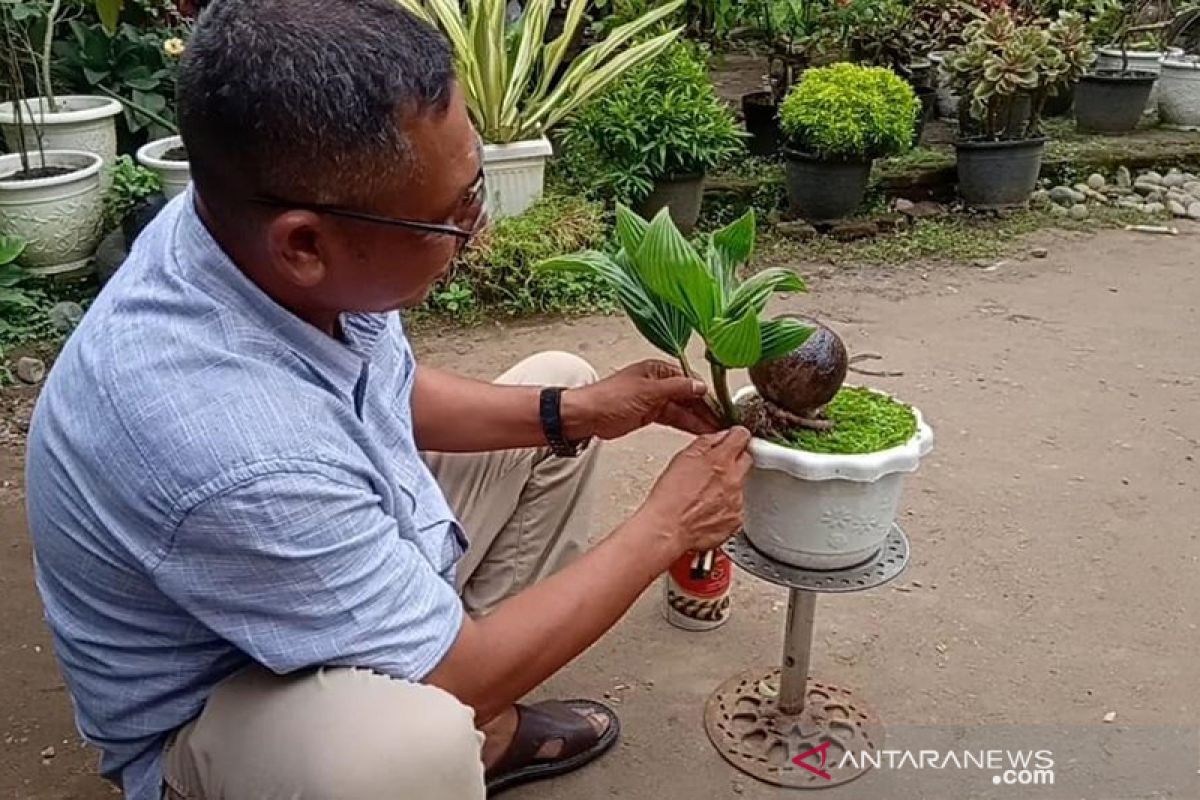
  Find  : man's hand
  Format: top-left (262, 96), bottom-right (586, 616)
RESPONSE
top-left (638, 427), bottom-right (753, 553)
top-left (563, 360), bottom-right (723, 441)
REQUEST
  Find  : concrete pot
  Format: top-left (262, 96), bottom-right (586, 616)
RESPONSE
top-left (137, 135), bottom-right (191, 198)
top-left (482, 136), bottom-right (553, 219)
top-left (636, 173), bottom-right (705, 235)
top-left (955, 137), bottom-right (1046, 210)
top-left (1095, 47), bottom-right (1180, 113)
top-left (928, 51), bottom-right (960, 120)
top-left (0, 150), bottom-right (104, 276)
top-left (1157, 56), bottom-right (1200, 131)
top-left (0, 96), bottom-right (122, 168)
top-left (736, 386), bottom-right (934, 570)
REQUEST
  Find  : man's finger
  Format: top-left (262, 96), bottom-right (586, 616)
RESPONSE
top-left (651, 375), bottom-right (709, 402)
top-left (714, 425), bottom-right (752, 455)
top-left (638, 359), bottom-right (684, 380)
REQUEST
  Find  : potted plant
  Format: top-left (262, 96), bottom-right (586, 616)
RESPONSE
top-left (398, 0), bottom-right (684, 218)
top-left (0, 1), bottom-right (126, 169)
top-left (1155, 7), bottom-right (1200, 129)
top-left (1092, 0), bottom-right (1182, 114)
top-left (538, 206), bottom-right (933, 569)
top-left (777, 63), bottom-right (919, 222)
top-left (740, 0), bottom-right (832, 158)
top-left (1076, 3), bottom-right (1163, 133)
top-left (0, 3), bottom-right (105, 276)
top-left (945, 11), bottom-right (1088, 209)
top-left (558, 43), bottom-right (743, 233)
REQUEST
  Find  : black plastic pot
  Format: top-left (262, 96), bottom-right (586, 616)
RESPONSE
top-left (1044, 83), bottom-right (1076, 117)
top-left (955, 137), bottom-right (1046, 209)
top-left (913, 86), bottom-right (937, 145)
top-left (1074, 70), bottom-right (1158, 134)
top-left (637, 173), bottom-right (705, 234)
top-left (783, 150), bottom-right (872, 221)
top-left (741, 90), bottom-right (782, 158)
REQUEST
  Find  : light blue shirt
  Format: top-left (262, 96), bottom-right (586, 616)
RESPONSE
top-left (25, 190), bottom-right (467, 800)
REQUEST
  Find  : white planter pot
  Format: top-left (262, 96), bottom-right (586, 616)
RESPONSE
top-left (1095, 47), bottom-right (1180, 113)
top-left (482, 136), bottom-right (552, 219)
top-left (736, 387), bottom-right (934, 570)
top-left (0, 96), bottom-right (122, 168)
top-left (137, 135), bottom-right (191, 199)
top-left (0, 150), bottom-right (105, 276)
top-left (928, 52), bottom-right (960, 120)
top-left (1156, 56), bottom-right (1200, 130)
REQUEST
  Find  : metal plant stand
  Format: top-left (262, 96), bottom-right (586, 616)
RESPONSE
top-left (704, 525), bottom-right (910, 789)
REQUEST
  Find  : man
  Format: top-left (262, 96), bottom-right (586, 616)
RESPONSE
top-left (25, 1), bottom-right (752, 798)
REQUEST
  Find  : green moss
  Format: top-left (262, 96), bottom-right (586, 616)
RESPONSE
top-left (779, 386), bottom-right (917, 455)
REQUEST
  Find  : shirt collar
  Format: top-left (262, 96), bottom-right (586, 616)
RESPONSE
top-left (173, 187), bottom-right (392, 396)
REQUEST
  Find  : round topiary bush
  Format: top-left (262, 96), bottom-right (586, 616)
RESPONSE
top-left (779, 63), bottom-right (920, 161)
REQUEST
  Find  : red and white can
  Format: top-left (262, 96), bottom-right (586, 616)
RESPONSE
top-left (662, 550), bottom-right (733, 631)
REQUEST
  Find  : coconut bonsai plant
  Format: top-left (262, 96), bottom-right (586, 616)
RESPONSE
top-left (397, 0), bottom-right (684, 218)
top-left (537, 206), bottom-right (933, 570)
top-left (558, 42), bottom-right (743, 234)
top-left (777, 62), bottom-right (919, 222)
top-left (945, 10), bottom-right (1089, 208)
top-left (0, 2), bottom-right (105, 276)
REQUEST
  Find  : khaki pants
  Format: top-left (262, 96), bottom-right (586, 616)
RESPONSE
top-left (163, 352), bottom-right (600, 800)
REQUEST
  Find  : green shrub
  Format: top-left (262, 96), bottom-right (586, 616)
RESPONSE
top-left (557, 42), bottom-right (744, 205)
top-left (104, 155), bottom-right (162, 230)
top-left (421, 193), bottom-right (611, 319)
top-left (778, 63), bottom-right (919, 160)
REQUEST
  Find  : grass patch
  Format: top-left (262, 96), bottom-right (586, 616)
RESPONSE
top-left (419, 192), bottom-right (614, 321)
top-left (756, 205), bottom-right (1165, 268)
top-left (779, 386), bottom-right (917, 454)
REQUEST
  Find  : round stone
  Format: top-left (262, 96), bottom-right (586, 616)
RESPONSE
top-left (15, 357), bottom-right (45, 385)
top-left (1068, 204), bottom-right (1089, 220)
top-left (1144, 202), bottom-right (1167, 214)
top-left (1050, 203), bottom-right (1069, 217)
top-left (1116, 166), bottom-right (1133, 188)
top-left (1189, 202), bottom-right (1200, 220)
top-left (1141, 171), bottom-right (1164, 185)
top-left (1163, 172), bottom-right (1186, 188)
top-left (1169, 200), bottom-right (1188, 216)
top-left (1087, 173), bottom-right (1106, 190)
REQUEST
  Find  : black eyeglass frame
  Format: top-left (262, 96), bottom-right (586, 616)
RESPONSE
top-left (250, 169), bottom-right (487, 246)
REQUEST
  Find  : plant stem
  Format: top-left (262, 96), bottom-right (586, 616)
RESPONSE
top-left (41, 0), bottom-right (61, 111)
top-left (96, 86), bottom-right (179, 134)
top-left (707, 356), bottom-right (738, 427)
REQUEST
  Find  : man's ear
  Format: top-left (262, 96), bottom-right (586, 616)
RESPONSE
top-left (265, 211), bottom-right (327, 289)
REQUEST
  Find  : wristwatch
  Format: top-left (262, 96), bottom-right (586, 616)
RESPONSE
top-left (539, 387), bottom-right (588, 457)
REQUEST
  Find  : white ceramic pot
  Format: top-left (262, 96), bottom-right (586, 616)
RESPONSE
top-left (736, 387), bottom-right (934, 570)
top-left (1156, 56), bottom-right (1200, 130)
top-left (928, 52), bottom-right (960, 120)
top-left (1095, 47), bottom-right (1181, 113)
top-left (0, 150), bottom-right (105, 276)
top-left (137, 135), bottom-right (191, 199)
top-left (0, 96), bottom-right (122, 167)
top-left (482, 136), bottom-right (552, 219)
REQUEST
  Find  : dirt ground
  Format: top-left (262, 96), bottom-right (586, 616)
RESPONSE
top-left (2, 227), bottom-right (1198, 799)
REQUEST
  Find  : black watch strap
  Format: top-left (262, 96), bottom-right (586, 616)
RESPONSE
top-left (540, 387), bottom-right (585, 457)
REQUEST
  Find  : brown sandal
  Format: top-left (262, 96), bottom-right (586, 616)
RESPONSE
top-left (485, 699), bottom-right (620, 796)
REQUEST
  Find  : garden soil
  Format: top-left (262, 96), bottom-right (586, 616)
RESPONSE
top-left (1, 227), bottom-right (1197, 799)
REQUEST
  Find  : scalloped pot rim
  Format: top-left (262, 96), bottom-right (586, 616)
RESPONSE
top-left (734, 385), bottom-right (934, 483)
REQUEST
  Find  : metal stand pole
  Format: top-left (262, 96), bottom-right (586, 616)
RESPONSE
top-left (778, 589), bottom-right (816, 715)
top-left (705, 528), bottom-right (910, 789)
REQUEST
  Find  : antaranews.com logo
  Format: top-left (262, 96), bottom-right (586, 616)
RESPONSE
top-left (794, 742), bottom-right (1055, 788)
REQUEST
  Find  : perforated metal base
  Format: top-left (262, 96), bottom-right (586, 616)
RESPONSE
top-left (724, 525), bottom-right (909, 593)
top-left (705, 668), bottom-right (883, 788)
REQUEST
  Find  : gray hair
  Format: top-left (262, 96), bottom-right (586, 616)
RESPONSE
top-left (177, 0), bottom-right (455, 206)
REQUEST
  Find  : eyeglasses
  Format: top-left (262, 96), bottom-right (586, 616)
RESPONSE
top-left (252, 169), bottom-right (488, 255)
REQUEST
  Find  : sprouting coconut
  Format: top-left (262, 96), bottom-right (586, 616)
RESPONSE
top-left (739, 314), bottom-right (848, 437)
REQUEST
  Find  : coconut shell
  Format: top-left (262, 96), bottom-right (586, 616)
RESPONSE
top-left (748, 316), bottom-right (848, 417)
